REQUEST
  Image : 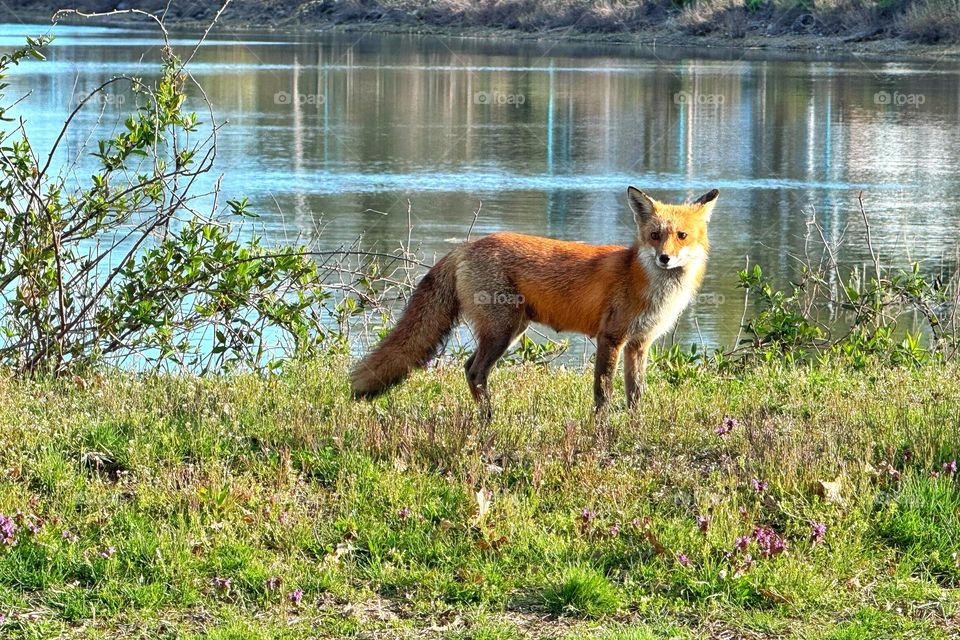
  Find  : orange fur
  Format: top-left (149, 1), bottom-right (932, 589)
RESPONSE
top-left (350, 186), bottom-right (719, 414)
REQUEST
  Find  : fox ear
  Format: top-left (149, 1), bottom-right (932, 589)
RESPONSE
top-left (694, 188), bottom-right (719, 222)
top-left (627, 186), bottom-right (656, 224)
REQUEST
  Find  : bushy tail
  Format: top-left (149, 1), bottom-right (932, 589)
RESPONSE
top-left (351, 254), bottom-right (460, 399)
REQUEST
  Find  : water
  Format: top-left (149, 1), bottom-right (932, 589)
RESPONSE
top-left (6, 23), bottom-right (960, 352)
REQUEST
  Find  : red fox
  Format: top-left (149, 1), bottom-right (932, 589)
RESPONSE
top-left (351, 186), bottom-right (719, 413)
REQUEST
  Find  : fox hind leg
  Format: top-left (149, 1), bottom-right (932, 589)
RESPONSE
top-left (465, 317), bottom-right (528, 419)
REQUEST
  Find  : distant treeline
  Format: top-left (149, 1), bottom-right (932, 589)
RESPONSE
top-left (18, 0), bottom-right (960, 44)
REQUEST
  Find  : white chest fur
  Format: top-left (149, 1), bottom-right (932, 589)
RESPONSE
top-left (630, 258), bottom-right (701, 341)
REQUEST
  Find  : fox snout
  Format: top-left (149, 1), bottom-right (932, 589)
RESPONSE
top-left (654, 248), bottom-right (688, 269)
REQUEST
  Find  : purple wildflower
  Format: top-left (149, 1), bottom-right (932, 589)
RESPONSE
top-left (608, 523), bottom-right (620, 538)
top-left (98, 546), bottom-right (116, 559)
top-left (733, 553), bottom-right (755, 577)
top-left (212, 576), bottom-right (232, 590)
top-left (62, 530), bottom-right (78, 543)
top-left (811, 522), bottom-right (827, 545)
top-left (696, 515), bottom-right (711, 533)
top-left (289, 588), bottom-right (304, 604)
top-left (734, 535), bottom-right (750, 553)
top-left (0, 514), bottom-right (17, 546)
top-left (676, 552), bottom-right (691, 566)
top-left (265, 576), bottom-right (282, 590)
top-left (715, 417), bottom-right (738, 437)
top-left (580, 508), bottom-right (596, 524)
top-left (397, 506), bottom-right (411, 520)
top-left (944, 460), bottom-right (957, 476)
top-left (752, 526), bottom-right (787, 558)
top-left (752, 478), bottom-right (768, 494)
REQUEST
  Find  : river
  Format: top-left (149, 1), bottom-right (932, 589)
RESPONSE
top-left (6, 22), bottom-right (960, 353)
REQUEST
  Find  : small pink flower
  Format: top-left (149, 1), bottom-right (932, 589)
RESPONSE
top-left (98, 546), bottom-right (116, 559)
top-left (0, 514), bottom-right (17, 546)
top-left (696, 515), bottom-right (711, 533)
top-left (752, 478), bottom-right (768, 494)
top-left (608, 523), bottom-right (620, 538)
top-left (265, 576), bottom-right (282, 590)
top-left (811, 522), bottom-right (827, 545)
top-left (752, 525), bottom-right (787, 558)
top-left (715, 417), bottom-right (738, 437)
top-left (289, 588), bottom-right (303, 604)
top-left (676, 552), bottom-right (691, 566)
top-left (212, 576), bottom-right (231, 590)
top-left (397, 506), bottom-right (411, 520)
top-left (733, 553), bottom-right (755, 577)
top-left (734, 535), bottom-right (750, 553)
top-left (62, 530), bottom-right (78, 543)
top-left (580, 508), bottom-right (596, 523)
top-left (944, 460), bottom-right (957, 476)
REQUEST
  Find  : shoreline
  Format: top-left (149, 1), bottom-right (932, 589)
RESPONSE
top-left (4, 8), bottom-right (960, 63)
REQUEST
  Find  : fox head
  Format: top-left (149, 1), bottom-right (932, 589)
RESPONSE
top-left (626, 186), bottom-right (719, 271)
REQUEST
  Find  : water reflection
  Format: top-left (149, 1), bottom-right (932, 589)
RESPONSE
top-left (5, 23), bottom-right (960, 349)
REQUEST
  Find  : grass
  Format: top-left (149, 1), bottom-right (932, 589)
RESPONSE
top-left (0, 356), bottom-right (958, 637)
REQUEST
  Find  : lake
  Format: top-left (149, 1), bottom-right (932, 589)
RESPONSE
top-left (6, 22), bottom-right (960, 354)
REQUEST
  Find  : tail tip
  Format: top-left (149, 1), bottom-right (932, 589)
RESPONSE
top-left (349, 367), bottom-right (386, 401)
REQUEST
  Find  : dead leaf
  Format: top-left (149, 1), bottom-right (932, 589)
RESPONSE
top-left (813, 478), bottom-right (844, 505)
top-left (475, 488), bottom-right (491, 523)
top-left (759, 588), bottom-right (792, 604)
top-left (643, 526), bottom-right (668, 557)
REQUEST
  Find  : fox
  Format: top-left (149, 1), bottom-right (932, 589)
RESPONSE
top-left (350, 186), bottom-right (719, 414)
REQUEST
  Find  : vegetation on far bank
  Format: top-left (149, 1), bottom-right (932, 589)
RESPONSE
top-left (0, 358), bottom-right (959, 638)
top-left (15, 0), bottom-right (960, 46)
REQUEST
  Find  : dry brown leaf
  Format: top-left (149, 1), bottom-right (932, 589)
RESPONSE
top-left (814, 478), bottom-right (844, 505)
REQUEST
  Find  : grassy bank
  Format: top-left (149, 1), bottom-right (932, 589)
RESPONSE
top-left (14, 0), bottom-right (960, 51)
top-left (0, 358), bottom-right (958, 638)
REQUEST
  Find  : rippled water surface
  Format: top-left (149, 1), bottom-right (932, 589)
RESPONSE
top-left (7, 23), bottom-right (960, 349)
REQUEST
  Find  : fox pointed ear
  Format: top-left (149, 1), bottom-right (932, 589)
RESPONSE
top-left (627, 186), bottom-right (656, 224)
top-left (694, 188), bottom-right (719, 222)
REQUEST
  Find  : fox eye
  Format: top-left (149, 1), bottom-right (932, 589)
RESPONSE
top-left (650, 231), bottom-right (661, 241)
top-left (677, 231), bottom-right (688, 240)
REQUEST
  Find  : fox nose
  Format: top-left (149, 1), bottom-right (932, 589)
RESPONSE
top-left (658, 254), bottom-right (670, 265)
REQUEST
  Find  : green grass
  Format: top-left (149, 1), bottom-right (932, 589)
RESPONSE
top-left (543, 566), bottom-right (620, 617)
top-left (0, 357), bottom-right (958, 638)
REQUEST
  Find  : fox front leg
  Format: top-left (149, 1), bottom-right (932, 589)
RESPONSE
top-left (593, 331), bottom-right (626, 414)
top-left (624, 338), bottom-right (650, 409)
